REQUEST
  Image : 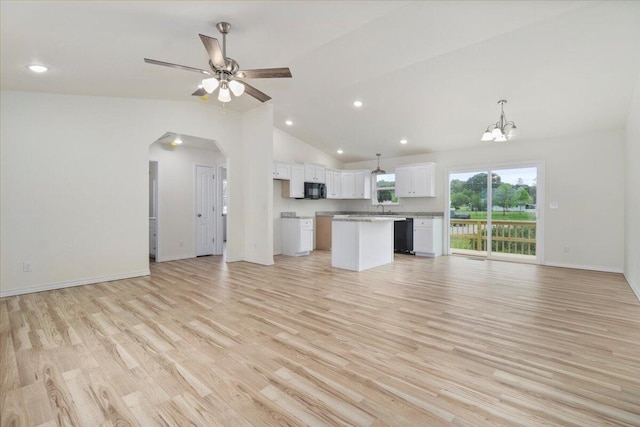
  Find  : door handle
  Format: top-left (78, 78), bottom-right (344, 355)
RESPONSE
top-left (197, 214), bottom-right (202, 217)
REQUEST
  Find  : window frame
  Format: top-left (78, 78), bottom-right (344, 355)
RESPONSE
top-left (371, 173), bottom-right (399, 206)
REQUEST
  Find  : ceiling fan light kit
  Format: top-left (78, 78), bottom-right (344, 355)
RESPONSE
top-left (218, 82), bottom-right (231, 102)
top-left (228, 80), bottom-right (245, 96)
top-left (144, 21), bottom-right (292, 104)
top-left (481, 100), bottom-right (519, 142)
top-left (202, 77), bottom-right (219, 93)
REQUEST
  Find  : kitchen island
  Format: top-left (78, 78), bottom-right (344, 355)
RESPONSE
top-left (331, 216), bottom-right (404, 271)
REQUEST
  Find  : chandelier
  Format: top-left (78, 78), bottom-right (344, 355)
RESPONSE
top-left (481, 100), bottom-right (518, 142)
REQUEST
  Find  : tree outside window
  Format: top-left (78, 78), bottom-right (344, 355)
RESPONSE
top-left (374, 174), bottom-right (398, 204)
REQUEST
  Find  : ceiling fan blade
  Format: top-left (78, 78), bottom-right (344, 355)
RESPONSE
top-left (199, 34), bottom-right (226, 69)
top-left (192, 88), bottom-right (207, 96)
top-left (237, 68), bottom-right (292, 79)
top-left (241, 81), bottom-right (271, 102)
top-left (144, 58), bottom-right (211, 75)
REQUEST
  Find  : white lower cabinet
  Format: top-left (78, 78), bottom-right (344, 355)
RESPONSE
top-left (413, 217), bottom-right (442, 257)
top-left (281, 218), bottom-right (314, 256)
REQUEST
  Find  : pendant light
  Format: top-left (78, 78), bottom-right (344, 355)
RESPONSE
top-left (371, 153), bottom-right (386, 175)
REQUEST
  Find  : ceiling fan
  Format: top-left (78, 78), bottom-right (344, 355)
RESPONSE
top-left (144, 22), bottom-right (292, 103)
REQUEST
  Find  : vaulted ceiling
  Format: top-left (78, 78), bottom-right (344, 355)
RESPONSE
top-left (2, 1), bottom-right (639, 162)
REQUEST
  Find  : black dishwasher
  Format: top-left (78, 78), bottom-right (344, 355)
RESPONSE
top-left (394, 218), bottom-right (414, 254)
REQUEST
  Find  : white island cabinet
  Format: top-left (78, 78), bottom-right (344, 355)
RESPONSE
top-left (331, 216), bottom-right (403, 271)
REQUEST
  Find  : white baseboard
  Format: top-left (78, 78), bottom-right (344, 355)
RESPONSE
top-left (242, 257), bottom-right (275, 266)
top-left (543, 261), bottom-right (623, 274)
top-left (226, 256), bottom-right (274, 266)
top-left (624, 273), bottom-right (640, 302)
top-left (0, 269), bottom-right (151, 298)
top-left (155, 254), bottom-right (193, 263)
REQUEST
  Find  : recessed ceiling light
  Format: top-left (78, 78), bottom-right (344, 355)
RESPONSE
top-left (28, 64), bottom-right (48, 73)
top-left (285, 120), bottom-right (293, 126)
top-left (353, 100), bottom-right (363, 108)
top-left (337, 149), bottom-right (343, 154)
top-left (400, 139), bottom-right (408, 144)
top-left (174, 138), bottom-right (183, 145)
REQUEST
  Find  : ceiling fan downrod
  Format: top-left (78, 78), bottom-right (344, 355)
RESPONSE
top-left (216, 22), bottom-right (231, 61)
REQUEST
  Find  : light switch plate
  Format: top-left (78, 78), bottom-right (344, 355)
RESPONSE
top-left (549, 202), bottom-right (559, 209)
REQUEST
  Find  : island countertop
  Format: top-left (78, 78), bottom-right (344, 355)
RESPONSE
top-left (331, 216), bottom-right (406, 222)
top-left (317, 211), bottom-right (443, 218)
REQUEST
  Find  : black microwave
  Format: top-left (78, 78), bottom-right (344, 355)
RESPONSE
top-left (303, 182), bottom-right (326, 199)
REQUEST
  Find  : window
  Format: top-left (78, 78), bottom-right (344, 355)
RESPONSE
top-left (373, 173), bottom-right (398, 204)
top-left (222, 175), bottom-right (228, 215)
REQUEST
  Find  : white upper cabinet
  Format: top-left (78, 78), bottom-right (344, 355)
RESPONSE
top-left (304, 164), bottom-right (325, 183)
top-left (341, 171), bottom-right (356, 198)
top-left (326, 169), bottom-right (343, 199)
top-left (273, 161), bottom-right (291, 180)
top-left (340, 170), bottom-right (370, 199)
top-left (354, 170), bottom-right (371, 199)
top-left (395, 163), bottom-right (436, 197)
top-left (281, 164), bottom-right (305, 198)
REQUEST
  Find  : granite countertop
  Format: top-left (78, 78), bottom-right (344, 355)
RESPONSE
top-left (332, 216), bottom-right (407, 222)
top-left (316, 211), bottom-right (443, 218)
top-left (281, 212), bottom-right (313, 219)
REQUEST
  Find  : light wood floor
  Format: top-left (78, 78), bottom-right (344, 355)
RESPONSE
top-left (1, 252), bottom-right (640, 426)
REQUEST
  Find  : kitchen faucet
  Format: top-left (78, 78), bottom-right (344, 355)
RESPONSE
top-left (377, 203), bottom-right (385, 214)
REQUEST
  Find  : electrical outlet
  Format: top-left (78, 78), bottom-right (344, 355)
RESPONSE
top-left (179, 241), bottom-right (184, 248)
top-left (563, 246), bottom-right (570, 253)
top-left (23, 261), bottom-right (33, 272)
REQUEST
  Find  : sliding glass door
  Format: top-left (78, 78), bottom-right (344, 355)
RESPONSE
top-left (448, 165), bottom-right (541, 263)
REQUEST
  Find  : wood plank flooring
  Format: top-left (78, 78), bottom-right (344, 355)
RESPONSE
top-left (1, 252), bottom-right (640, 426)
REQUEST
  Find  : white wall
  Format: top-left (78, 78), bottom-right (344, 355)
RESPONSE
top-left (149, 142), bottom-right (226, 262)
top-left (625, 73), bottom-right (640, 300)
top-left (0, 90), bottom-right (276, 297)
top-left (239, 104), bottom-right (275, 265)
top-left (272, 128), bottom-right (345, 254)
top-left (344, 129), bottom-right (626, 273)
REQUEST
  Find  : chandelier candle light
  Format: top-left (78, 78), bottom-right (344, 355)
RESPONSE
top-left (481, 100), bottom-right (519, 142)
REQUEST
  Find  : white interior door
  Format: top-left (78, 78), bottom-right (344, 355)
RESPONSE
top-left (196, 165), bottom-right (216, 256)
